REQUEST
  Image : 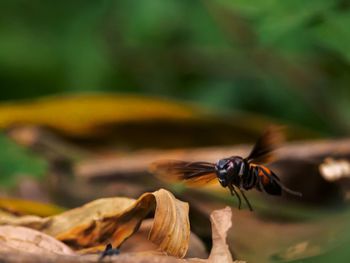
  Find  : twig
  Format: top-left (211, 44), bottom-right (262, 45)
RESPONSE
top-left (75, 138), bottom-right (350, 180)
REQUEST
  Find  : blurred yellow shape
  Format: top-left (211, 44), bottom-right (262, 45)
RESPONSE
top-left (0, 198), bottom-right (65, 217)
top-left (0, 94), bottom-right (197, 137)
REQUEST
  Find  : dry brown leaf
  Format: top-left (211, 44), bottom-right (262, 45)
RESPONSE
top-left (0, 226), bottom-right (74, 256)
top-left (0, 210), bottom-right (52, 230)
top-left (121, 219), bottom-right (207, 258)
top-left (0, 189), bottom-right (190, 258)
top-left (0, 207), bottom-right (241, 263)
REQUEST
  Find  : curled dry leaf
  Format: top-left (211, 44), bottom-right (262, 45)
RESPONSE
top-left (120, 219), bottom-right (207, 258)
top-left (0, 226), bottom-right (74, 256)
top-left (0, 189), bottom-right (190, 258)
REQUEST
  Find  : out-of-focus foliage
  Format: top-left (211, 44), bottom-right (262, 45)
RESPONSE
top-left (0, 0), bottom-right (349, 135)
top-left (0, 1), bottom-right (350, 262)
top-left (0, 134), bottom-right (47, 186)
top-left (0, 197), bottom-right (64, 217)
top-left (0, 94), bottom-right (196, 137)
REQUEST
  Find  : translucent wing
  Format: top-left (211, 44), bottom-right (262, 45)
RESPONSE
top-left (149, 160), bottom-right (217, 186)
top-left (246, 126), bottom-right (285, 164)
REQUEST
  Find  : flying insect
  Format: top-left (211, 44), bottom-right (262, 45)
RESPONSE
top-left (150, 127), bottom-right (302, 211)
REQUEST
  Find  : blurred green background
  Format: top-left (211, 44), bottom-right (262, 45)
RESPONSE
top-left (1, 0), bottom-right (350, 135)
top-left (1, 1), bottom-right (350, 262)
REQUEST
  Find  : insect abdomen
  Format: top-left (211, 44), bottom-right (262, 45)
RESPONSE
top-left (250, 164), bottom-right (282, 195)
top-left (242, 164), bottom-right (258, 190)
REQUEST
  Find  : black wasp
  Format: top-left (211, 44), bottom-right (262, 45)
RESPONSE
top-left (150, 127), bottom-right (302, 211)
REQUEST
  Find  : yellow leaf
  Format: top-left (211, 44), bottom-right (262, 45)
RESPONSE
top-left (0, 94), bottom-right (196, 137)
top-left (0, 198), bottom-right (65, 217)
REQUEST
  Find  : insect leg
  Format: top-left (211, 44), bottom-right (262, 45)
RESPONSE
top-left (238, 188), bottom-right (253, 211)
top-left (99, 243), bottom-right (120, 261)
top-left (228, 184), bottom-right (242, 209)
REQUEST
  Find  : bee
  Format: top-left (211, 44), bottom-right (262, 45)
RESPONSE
top-left (149, 127), bottom-right (302, 211)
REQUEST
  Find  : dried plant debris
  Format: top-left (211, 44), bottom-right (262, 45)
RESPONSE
top-left (0, 189), bottom-right (190, 258)
top-left (0, 226), bottom-right (74, 256)
top-left (208, 207), bottom-right (234, 263)
top-left (0, 205), bottom-right (241, 263)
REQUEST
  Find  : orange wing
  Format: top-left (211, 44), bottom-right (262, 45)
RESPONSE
top-left (149, 160), bottom-right (217, 186)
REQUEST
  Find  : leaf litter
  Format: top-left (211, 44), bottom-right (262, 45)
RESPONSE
top-left (0, 188), bottom-right (241, 263)
top-left (0, 203), bottom-right (239, 262)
